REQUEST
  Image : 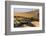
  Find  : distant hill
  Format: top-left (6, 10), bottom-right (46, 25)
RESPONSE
top-left (14, 10), bottom-right (39, 18)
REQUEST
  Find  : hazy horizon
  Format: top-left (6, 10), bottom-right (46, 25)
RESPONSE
top-left (14, 8), bottom-right (38, 13)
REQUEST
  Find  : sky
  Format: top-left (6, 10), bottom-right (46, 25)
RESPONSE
top-left (14, 8), bottom-right (33, 13)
